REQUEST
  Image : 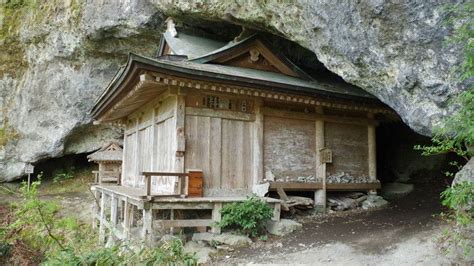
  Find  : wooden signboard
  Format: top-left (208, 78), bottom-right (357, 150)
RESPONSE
top-left (25, 163), bottom-right (34, 174)
top-left (320, 148), bottom-right (333, 164)
top-left (25, 163), bottom-right (34, 191)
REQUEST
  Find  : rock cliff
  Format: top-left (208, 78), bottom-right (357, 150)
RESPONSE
top-left (0, 0), bottom-right (467, 181)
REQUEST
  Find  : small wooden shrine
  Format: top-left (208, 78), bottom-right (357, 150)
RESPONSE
top-left (89, 19), bottom-right (393, 245)
top-left (87, 142), bottom-right (122, 184)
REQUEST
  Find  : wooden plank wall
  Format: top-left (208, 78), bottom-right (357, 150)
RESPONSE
top-left (185, 112), bottom-right (254, 196)
top-left (121, 95), bottom-right (177, 193)
top-left (263, 116), bottom-right (316, 179)
top-left (325, 122), bottom-right (369, 177)
top-left (119, 88), bottom-right (373, 194)
top-left (122, 130), bottom-right (136, 187)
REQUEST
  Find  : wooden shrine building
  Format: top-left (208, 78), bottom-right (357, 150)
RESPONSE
top-left (87, 142), bottom-right (122, 184)
top-left (89, 20), bottom-right (392, 244)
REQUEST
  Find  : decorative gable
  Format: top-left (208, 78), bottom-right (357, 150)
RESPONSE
top-left (104, 143), bottom-right (122, 152)
top-left (211, 38), bottom-right (306, 78)
top-left (191, 36), bottom-right (312, 80)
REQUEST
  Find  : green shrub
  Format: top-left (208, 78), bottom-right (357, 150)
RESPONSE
top-left (218, 196), bottom-right (273, 237)
top-left (2, 179), bottom-right (197, 265)
top-left (138, 238), bottom-right (197, 265)
top-left (53, 168), bottom-right (75, 183)
top-left (44, 239), bottom-right (197, 266)
top-left (440, 181), bottom-right (474, 256)
top-left (441, 181), bottom-right (474, 226)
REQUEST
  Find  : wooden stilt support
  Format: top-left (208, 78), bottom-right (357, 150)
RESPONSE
top-left (123, 199), bottom-right (132, 240)
top-left (99, 192), bottom-right (106, 244)
top-left (108, 195), bottom-right (119, 246)
top-left (211, 202), bottom-right (222, 234)
top-left (142, 204), bottom-right (153, 245)
top-left (92, 189), bottom-right (99, 229)
top-left (170, 209), bottom-right (175, 234)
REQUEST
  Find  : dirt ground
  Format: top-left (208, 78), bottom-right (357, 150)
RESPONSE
top-left (216, 182), bottom-right (456, 265)
top-left (0, 178), bottom-right (459, 265)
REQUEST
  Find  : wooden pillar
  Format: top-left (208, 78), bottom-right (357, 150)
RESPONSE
top-left (367, 113), bottom-right (377, 193)
top-left (174, 93), bottom-right (186, 173)
top-left (142, 204), bottom-right (153, 245)
top-left (314, 107), bottom-right (326, 212)
top-left (252, 98), bottom-right (264, 186)
top-left (123, 199), bottom-right (132, 240)
top-left (99, 192), bottom-right (106, 244)
top-left (92, 188), bottom-right (99, 229)
top-left (108, 194), bottom-right (118, 245)
top-left (121, 125), bottom-right (128, 186)
top-left (134, 118), bottom-right (140, 188)
top-left (170, 209), bottom-right (175, 234)
top-left (151, 106), bottom-right (157, 171)
top-left (211, 202), bottom-right (222, 234)
top-left (111, 195), bottom-right (118, 226)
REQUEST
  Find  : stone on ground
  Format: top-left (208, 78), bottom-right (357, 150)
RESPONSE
top-left (381, 182), bottom-right (414, 199)
top-left (362, 195), bottom-right (389, 210)
top-left (252, 182), bottom-right (270, 197)
top-left (158, 234), bottom-right (186, 245)
top-left (265, 219), bottom-right (302, 236)
top-left (184, 241), bottom-right (217, 264)
top-left (192, 232), bottom-right (252, 247)
top-left (453, 157), bottom-right (474, 186)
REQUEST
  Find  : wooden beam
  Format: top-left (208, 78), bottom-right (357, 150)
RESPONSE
top-left (262, 107), bottom-right (378, 126)
top-left (269, 181), bottom-right (381, 191)
top-left (160, 219), bottom-right (213, 228)
top-left (185, 107), bottom-right (256, 122)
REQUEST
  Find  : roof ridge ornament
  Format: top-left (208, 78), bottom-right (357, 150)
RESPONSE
top-left (233, 27), bottom-right (254, 42)
top-left (165, 17), bottom-right (178, 37)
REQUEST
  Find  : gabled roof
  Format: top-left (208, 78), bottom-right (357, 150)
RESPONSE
top-left (90, 53), bottom-right (377, 121)
top-left (87, 142), bottom-right (123, 162)
top-left (91, 21), bottom-right (383, 122)
top-left (159, 31), bottom-right (226, 59)
top-left (190, 34), bottom-right (312, 80)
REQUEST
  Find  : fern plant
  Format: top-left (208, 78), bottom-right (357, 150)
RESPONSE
top-left (218, 196), bottom-right (273, 237)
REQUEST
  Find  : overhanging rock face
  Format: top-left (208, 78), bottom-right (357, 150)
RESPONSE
top-left (0, 1), bottom-right (466, 181)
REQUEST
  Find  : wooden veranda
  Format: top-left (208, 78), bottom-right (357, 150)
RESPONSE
top-left (91, 172), bottom-right (281, 245)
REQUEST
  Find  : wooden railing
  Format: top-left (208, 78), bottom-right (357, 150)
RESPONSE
top-left (141, 170), bottom-right (203, 198)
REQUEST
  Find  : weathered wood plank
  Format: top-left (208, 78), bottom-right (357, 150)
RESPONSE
top-left (209, 117), bottom-right (222, 190)
top-left (264, 116), bottom-right (316, 179)
top-left (325, 122), bottom-right (369, 178)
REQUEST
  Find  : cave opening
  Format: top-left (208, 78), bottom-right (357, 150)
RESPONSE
top-left (16, 153), bottom-right (95, 187)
